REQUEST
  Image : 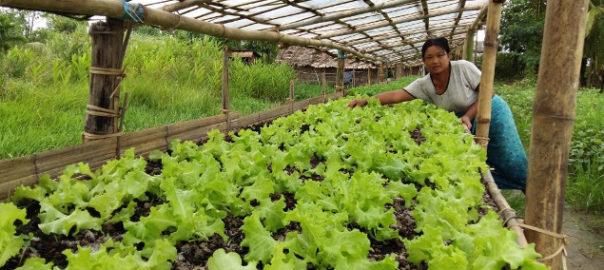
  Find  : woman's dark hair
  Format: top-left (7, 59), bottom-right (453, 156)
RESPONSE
top-left (421, 37), bottom-right (450, 58)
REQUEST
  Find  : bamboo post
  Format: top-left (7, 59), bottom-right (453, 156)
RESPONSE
top-left (367, 68), bottom-right (372, 86)
top-left (288, 79), bottom-right (295, 113)
top-left (525, 1), bottom-right (589, 269)
top-left (336, 50), bottom-right (345, 96)
top-left (465, 30), bottom-right (475, 62)
top-left (222, 45), bottom-right (230, 131)
top-left (379, 63), bottom-right (384, 83)
top-left (321, 71), bottom-right (327, 103)
top-left (84, 19), bottom-right (125, 142)
top-left (474, 0), bottom-right (504, 149)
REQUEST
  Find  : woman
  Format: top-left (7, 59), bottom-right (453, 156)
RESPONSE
top-left (348, 37), bottom-right (527, 191)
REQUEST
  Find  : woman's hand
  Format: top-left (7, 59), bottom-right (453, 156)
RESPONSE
top-left (347, 99), bottom-right (368, 108)
top-left (460, 115), bottom-right (472, 131)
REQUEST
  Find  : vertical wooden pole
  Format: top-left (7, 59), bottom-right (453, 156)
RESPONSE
top-left (475, 0), bottom-right (504, 149)
top-left (85, 19), bottom-right (124, 142)
top-left (289, 79), bottom-right (295, 112)
top-left (336, 51), bottom-right (345, 96)
top-left (367, 68), bottom-right (371, 86)
top-left (222, 45), bottom-right (230, 131)
top-left (321, 71), bottom-right (327, 103)
top-left (379, 63), bottom-right (384, 83)
top-left (474, 34), bottom-right (478, 64)
top-left (352, 70), bottom-right (356, 88)
top-left (465, 30), bottom-right (475, 62)
top-left (525, 1), bottom-right (589, 269)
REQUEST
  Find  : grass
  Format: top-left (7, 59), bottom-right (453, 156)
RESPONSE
top-left (0, 28), bottom-right (292, 159)
top-left (496, 79), bottom-right (604, 229)
top-left (293, 83), bottom-right (335, 101)
top-left (348, 76), bottom-right (422, 96)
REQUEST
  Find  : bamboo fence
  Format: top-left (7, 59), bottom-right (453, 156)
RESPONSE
top-left (0, 92), bottom-right (342, 200)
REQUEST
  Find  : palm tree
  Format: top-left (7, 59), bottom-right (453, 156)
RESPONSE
top-left (583, 0), bottom-right (604, 91)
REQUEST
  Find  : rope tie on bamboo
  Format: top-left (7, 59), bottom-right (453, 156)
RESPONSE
top-left (162, 12), bottom-right (183, 31)
top-left (120, 0), bottom-right (144, 23)
top-left (498, 207), bottom-right (519, 227)
top-left (518, 223), bottom-right (569, 269)
top-left (473, 136), bottom-right (490, 143)
top-left (87, 104), bottom-right (120, 118)
top-left (90, 67), bottom-right (125, 77)
top-left (534, 111), bottom-right (575, 121)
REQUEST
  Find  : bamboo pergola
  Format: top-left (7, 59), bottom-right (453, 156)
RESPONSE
top-left (0, 0), bottom-right (488, 67)
top-left (0, 1), bottom-right (591, 269)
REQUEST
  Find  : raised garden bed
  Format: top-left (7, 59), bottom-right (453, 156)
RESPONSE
top-left (1, 98), bottom-right (547, 270)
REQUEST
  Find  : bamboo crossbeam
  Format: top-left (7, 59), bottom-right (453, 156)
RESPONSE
top-left (525, 1), bottom-right (589, 269)
top-left (359, 0), bottom-right (416, 62)
top-left (345, 23), bottom-right (473, 46)
top-left (161, 0), bottom-right (209, 13)
top-left (279, 0), bottom-right (416, 31)
top-left (318, 3), bottom-right (483, 39)
top-left (470, 5), bottom-right (488, 32)
top-left (475, 0), bottom-right (503, 149)
top-left (449, 0), bottom-right (467, 40)
top-left (365, 31), bottom-right (469, 53)
top-left (0, 0), bottom-right (382, 63)
top-left (420, 0), bottom-right (432, 37)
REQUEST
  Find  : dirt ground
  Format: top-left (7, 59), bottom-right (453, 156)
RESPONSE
top-left (563, 204), bottom-right (604, 270)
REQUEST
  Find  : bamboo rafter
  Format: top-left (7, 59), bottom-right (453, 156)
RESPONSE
top-left (1, 0), bottom-right (489, 68)
top-left (448, 0), bottom-right (467, 40)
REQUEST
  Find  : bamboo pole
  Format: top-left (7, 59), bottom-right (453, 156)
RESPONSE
top-left (289, 79), bottom-right (295, 113)
top-left (464, 30), bottom-right (475, 62)
top-left (336, 51), bottom-right (345, 95)
top-left (0, 0), bottom-right (381, 63)
top-left (222, 45), bottom-right (230, 131)
top-left (279, 0), bottom-right (416, 30)
top-left (367, 68), bottom-right (372, 86)
top-left (474, 0), bottom-right (504, 149)
top-left (84, 19), bottom-right (124, 142)
top-left (318, 3), bottom-right (483, 39)
top-left (321, 72), bottom-right (327, 103)
top-left (525, 1), bottom-right (589, 269)
top-left (483, 169), bottom-right (528, 247)
top-left (379, 63), bottom-right (384, 83)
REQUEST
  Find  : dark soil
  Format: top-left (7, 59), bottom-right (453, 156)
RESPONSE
top-left (145, 159), bottom-right (163, 176)
top-left (409, 127), bottom-right (426, 145)
top-left (173, 214), bottom-right (245, 270)
top-left (1, 200), bottom-right (114, 270)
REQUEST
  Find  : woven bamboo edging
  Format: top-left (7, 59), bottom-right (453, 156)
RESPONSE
top-left (483, 168), bottom-right (529, 247)
top-left (0, 92), bottom-right (342, 200)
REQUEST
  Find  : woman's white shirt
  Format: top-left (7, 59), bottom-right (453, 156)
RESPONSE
top-left (404, 60), bottom-right (482, 114)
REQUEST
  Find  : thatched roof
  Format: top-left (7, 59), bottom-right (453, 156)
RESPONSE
top-left (276, 46), bottom-right (376, 70)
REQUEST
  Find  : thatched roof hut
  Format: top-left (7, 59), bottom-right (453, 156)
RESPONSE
top-left (276, 46), bottom-right (375, 70)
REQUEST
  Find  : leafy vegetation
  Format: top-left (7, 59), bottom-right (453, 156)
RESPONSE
top-left (2, 97), bottom-right (547, 269)
top-left (0, 17), bottom-right (294, 159)
top-left (496, 81), bottom-right (604, 215)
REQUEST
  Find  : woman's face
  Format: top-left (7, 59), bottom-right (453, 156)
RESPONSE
top-left (423, 45), bottom-right (451, 75)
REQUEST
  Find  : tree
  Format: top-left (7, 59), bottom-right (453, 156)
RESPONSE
top-left (0, 10), bottom-right (26, 51)
top-left (500, 0), bottom-right (547, 76)
top-left (583, 0), bottom-right (604, 90)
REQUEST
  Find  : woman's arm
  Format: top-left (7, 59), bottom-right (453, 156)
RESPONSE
top-left (347, 89), bottom-right (415, 108)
